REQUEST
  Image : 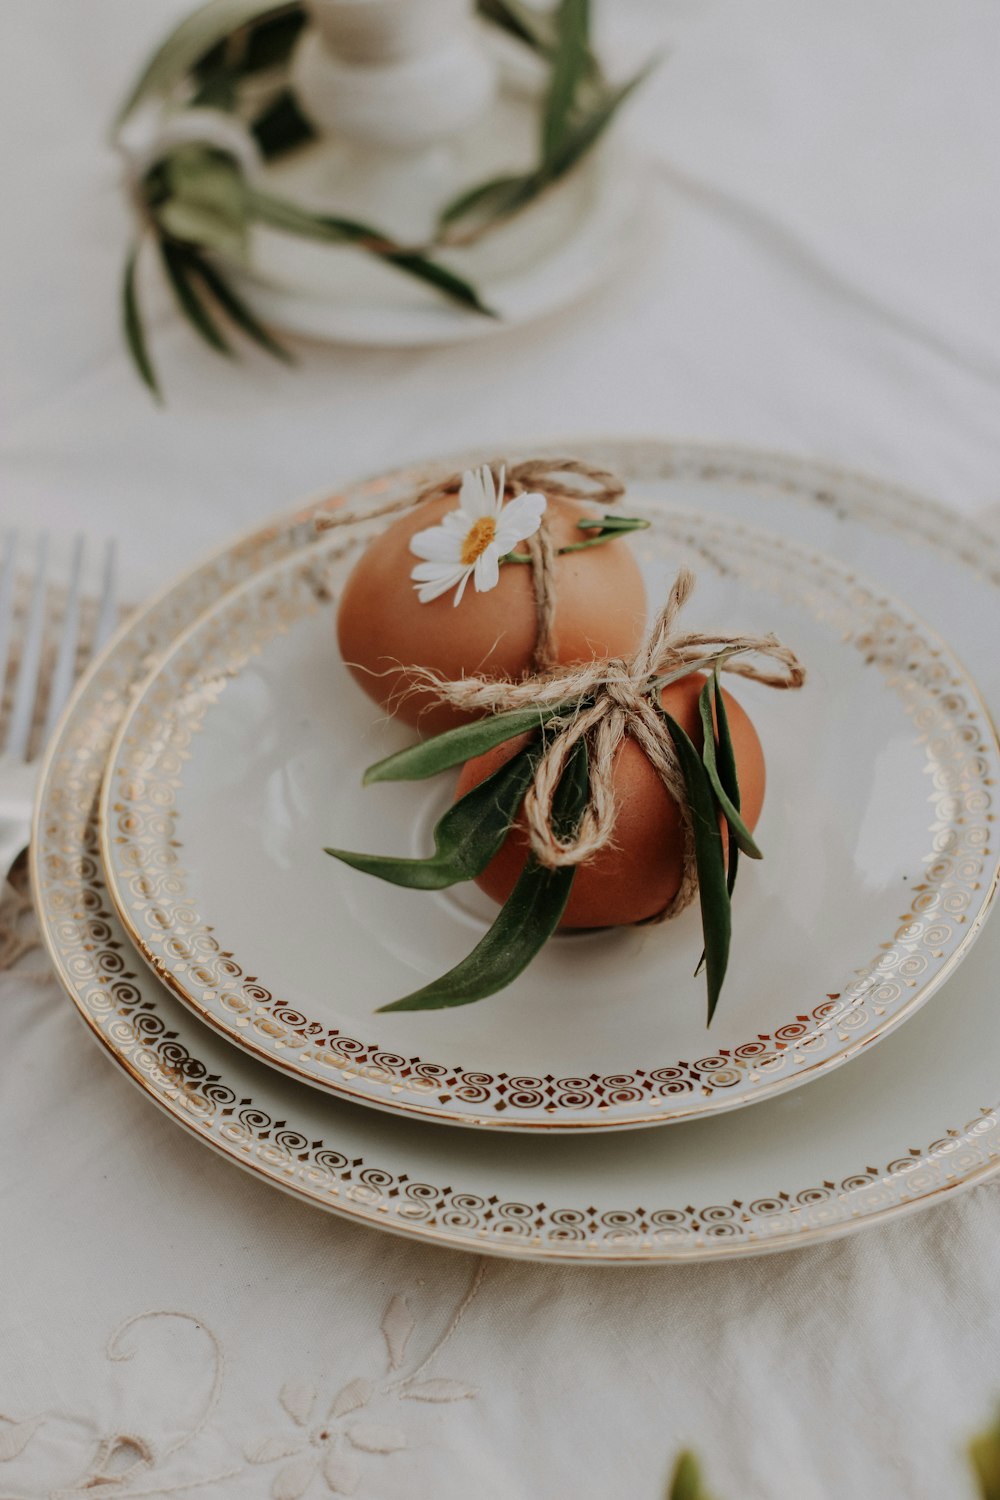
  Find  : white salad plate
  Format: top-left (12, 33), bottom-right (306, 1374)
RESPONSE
top-left (31, 443), bottom-right (1000, 1262)
top-left (98, 504), bottom-right (1000, 1131)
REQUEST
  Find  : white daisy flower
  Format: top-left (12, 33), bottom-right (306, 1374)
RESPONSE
top-left (409, 465), bottom-right (547, 606)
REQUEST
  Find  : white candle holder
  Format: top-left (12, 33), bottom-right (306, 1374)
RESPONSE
top-left (290, 0), bottom-right (498, 237)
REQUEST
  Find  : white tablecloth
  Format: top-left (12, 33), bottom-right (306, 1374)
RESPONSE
top-left (3, 4), bottom-right (1000, 1497)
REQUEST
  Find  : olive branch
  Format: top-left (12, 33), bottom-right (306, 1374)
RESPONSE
top-left (115, 0), bottom-right (655, 399)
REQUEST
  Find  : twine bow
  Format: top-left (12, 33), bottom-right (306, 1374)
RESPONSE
top-left (412, 568), bottom-right (806, 921)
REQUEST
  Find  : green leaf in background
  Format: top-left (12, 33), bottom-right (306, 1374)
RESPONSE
top-left (362, 703), bottom-right (574, 785)
top-left (159, 239), bottom-right (234, 355)
top-left (186, 250), bottom-right (293, 361)
top-left (121, 244), bottom-right (161, 400)
top-left (381, 251), bottom-right (498, 318)
top-left (439, 59), bottom-right (652, 243)
top-left (189, 64), bottom-right (239, 111)
top-left (195, 5), bottom-right (306, 80)
top-left (543, 61), bottom-right (656, 181)
top-left (245, 188), bottom-right (496, 316)
top-left (541, 0), bottom-right (591, 159)
top-left (971, 1410), bottom-right (1000, 1500)
top-left (437, 173), bottom-right (539, 240)
top-left (377, 739), bottom-right (589, 1012)
top-left (698, 667), bottom-right (761, 865)
top-left (475, 0), bottom-right (558, 57)
top-left (662, 709), bottom-right (731, 1025)
top-left (157, 146), bottom-right (249, 263)
top-left (114, 0), bottom-right (299, 126)
top-left (436, 175), bottom-right (523, 230)
top-left (327, 740), bottom-right (539, 890)
top-left (251, 87), bottom-right (316, 160)
top-left (668, 1451), bottom-right (715, 1500)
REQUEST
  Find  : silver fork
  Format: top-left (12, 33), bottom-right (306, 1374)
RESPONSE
top-left (0, 530), bottom-right (117, 883)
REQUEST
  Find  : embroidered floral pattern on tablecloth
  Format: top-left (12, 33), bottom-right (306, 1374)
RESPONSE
top-left (0, 1264), bottom-right (483, 1498)
top-left (246, 1274), bottom-right (481, 1499)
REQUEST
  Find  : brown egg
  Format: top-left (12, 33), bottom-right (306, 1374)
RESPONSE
top-left (336, 492), bottom-right (647, 736)
top-left (454, 673), bottom-right (766, 928)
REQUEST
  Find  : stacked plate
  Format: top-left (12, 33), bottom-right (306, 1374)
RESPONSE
top-left (32, 442), bottom-right (1000, 1263)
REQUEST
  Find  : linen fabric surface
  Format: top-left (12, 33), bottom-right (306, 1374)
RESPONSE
top-left (2, 3), bottom-right (1000, 1498)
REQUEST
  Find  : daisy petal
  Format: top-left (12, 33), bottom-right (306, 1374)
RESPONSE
top-left (495, 496), bottom-right (546, 552)
top-left (474, 545), bottom-right (501, 593)
top-left (481, 465), bottom-right (498, 514)
top-left (417, 568), bottom-right (468, 603)
top-left (410, 525), bottom-right (463, 563)
top-left (411, 561), bottom-right (461, 582)
top-left (459, 467), bottom-right (490, 520)
top-left (441, 509), bottom-right (473, 537)
top-left (452, 566), bottom-right (474, 606)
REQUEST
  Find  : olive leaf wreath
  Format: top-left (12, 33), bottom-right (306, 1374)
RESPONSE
top-left (115, 0), bottom-right (655, 399)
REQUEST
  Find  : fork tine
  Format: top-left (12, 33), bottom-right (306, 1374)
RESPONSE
top-left (41, 533), bottom-right (85, 748)
top-left (4, 532), bottom-right (49, 762)
top-left (91, 538), bottom-right (118, 657)
top-left (0, 529), bottom-right (17, 706)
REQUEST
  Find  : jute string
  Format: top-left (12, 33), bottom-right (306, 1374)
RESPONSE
top-left (316, 458), bottom-right (625, 670)
top-left (409, 568), bottom-right (806, 923)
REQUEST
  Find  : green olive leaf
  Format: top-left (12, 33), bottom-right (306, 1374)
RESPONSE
top-left (575, 513), bottom-right (650, 532)
top-left (326, 739), bottom-right (539, 889)
top-left (186, 249), bottom-right (293, 361)
top-left (122, 244), bottom-right (161, 401)
top-left (377, 739), bottom-right (589, 1012)
top-left (251, 87), bottom-right (316, 160)
top-left (158, 198), bottom-right (247, 262)
top-left (698, 668), bottom-right (761, 863)
top-left (218, 7), bottom-right (305, 75)
top-left (362, 702), bottom-right (575, 785)
top-left (475, 0), bottom-right (559, 57)
top-left (159, 239), bottom-right (234, 356)
top-left (543, 61), bottom-right (656, 181)
top-left (668, 1451), bottom-right (714, 1500)
top-left (382, 251), bottom-right (498, 318)
top-left (190, 64), bottom-right (239, 111)
top-left (158, 146), bottom-right (249, 263)
top-left (541, 0), bottom-right (591, 159)
top-left (661, 709), bottom-right (731, 1025)
top-left (556, 513), bottom-right (652, 554)
top-left (245, 188), bottom-right (497, 316)
top-left (714, 665), bottom-right (747, 906)
top-left (969, 1410), bottom-right (1000, 1500)
top-left (437, 173), bottom-right (537, 232)
top-left (114, 0), bottom-right (296, 126)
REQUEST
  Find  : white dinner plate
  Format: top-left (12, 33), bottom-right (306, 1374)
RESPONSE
top-left (31, 442), bottom-right (1000, 1261)
top-left (99, 506), bottom-right (999, 1130)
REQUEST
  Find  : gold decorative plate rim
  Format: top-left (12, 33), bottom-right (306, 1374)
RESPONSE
top-left (29, 440), bottom-right (1000, 1261)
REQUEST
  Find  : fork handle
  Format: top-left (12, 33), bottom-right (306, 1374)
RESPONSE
top-left (0, 815), bottom-right (31, 888)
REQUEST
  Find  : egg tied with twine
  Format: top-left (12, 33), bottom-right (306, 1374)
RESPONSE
top-left (326, 567), bottom-right (806, 1021)
top-left (325, 458), bottom-right (648, 733)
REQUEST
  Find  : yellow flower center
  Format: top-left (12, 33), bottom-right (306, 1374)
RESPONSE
top-left (460, 516), bottom-right (497, 566)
